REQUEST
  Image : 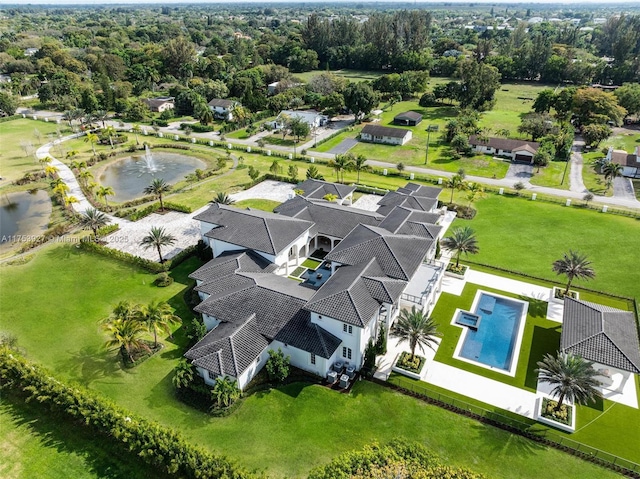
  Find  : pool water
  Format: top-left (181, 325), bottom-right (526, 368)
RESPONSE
top-left (457, 293), bottom-right (526, 372)
top-left (300, 263), bottom-right (332, 288)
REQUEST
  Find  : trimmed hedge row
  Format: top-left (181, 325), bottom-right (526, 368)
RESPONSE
top-left (0, 114), bottom-right (21, 123)
top-left (78, 240), bottom-right (167, 273)
top-left (115, 201), bottom-right (192, 221)
top-left (96, 223), bottom-right (120, 237)
top-left (0, 347), bottom-right (252, 479)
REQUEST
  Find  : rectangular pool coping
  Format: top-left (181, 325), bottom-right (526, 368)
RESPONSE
top-left (450, 290), bottom-right (530, 377)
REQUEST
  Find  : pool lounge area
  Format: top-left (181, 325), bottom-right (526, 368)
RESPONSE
top-left (451, 291), bottom-right (529, 376)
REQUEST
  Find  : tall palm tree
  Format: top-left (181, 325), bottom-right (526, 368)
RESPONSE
top-left (84, 132), bottom-right (99, 156)
top-left (103, 318), bottom-right (149, 363)
top-left (536, 351), bottom-right (602, 411)
top-left (131, 123), bottom-right (142, 145)
top-left (392, 306), bottom-right (440, 361)
top-left (79, 207), bottom-right (110, 238)
top-left (140, 226), bottom-right (176, 263)
top-left (143, 178), bottom-right (171, 211)
top-left (96, 185), bottom-right (115, 207)
top-left (330, 153), bottom-right (355, 183)
top-left (601, 162), bottom-right (623, 191)
top-left (94, 110), bottom-right (109, 128)
top-left (353, 154), bottom-right (368, 184)
top-left (78, 170), bottom-right (94, 188)
top-left (137, 300), bottom-right (180, 348)
top-left (38, 156), bottom-right (52, 171)
top-left (446, 173), bottom-right (466, 203)
top-left (552, 250), bottom-right (596, 295)
top-left (104, 125), bottom-right (117, 149)
top-left (211, 376), bottom-right (241, 408)
top-left (108, 300), bottom-right (140, 324)
top-left (441, 226), bottom-right (479, 268)
top-left (212, 192), bottom-right (235, 205)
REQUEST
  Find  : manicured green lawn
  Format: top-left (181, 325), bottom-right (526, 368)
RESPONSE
top-left (0, 395), bottom-right (166, 479)
top-left (581, 151), bottom-right (612, 197)
top-left (0, 244), bottom-right (624, 478)
top-left (301, 258), bottom-right (321, 269)
top-left (0, 118), bottom-right (72, 184)
top-left (602, 131), bottom-right (640, 152)
top-left (528, 159), bottom-right (570, 189)
top-left (452, 195), bottom-right (640, 300)
top-left (234, 198), bottom-right (281, 211)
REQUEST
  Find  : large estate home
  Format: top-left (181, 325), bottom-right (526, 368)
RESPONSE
top-left (186, 181), bottom-right (446, 389)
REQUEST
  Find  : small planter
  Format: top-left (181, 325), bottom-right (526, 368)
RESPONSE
top-left (550, 287), bottom-right (579, 304)
top-left (391, 351), bottom-right (426, 380)
top-left (535, 397), bottom-right (575, 432)
top-left (444, 263), bottom-right (468, 280)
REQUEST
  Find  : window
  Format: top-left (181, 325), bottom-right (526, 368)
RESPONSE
top-left (208, 371), bottom-right (216, 380)
top-left (343, 324), bottom-right (353, 334)
top-left (310, 353), bottom-right (316, 365)
top-left (342, 347), bottom-right (352, 360)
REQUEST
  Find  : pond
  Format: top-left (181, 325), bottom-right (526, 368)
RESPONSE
top-left (98, 149), bottom-right (206, 203)
top-left (0, 190), bottom-right (52, 249)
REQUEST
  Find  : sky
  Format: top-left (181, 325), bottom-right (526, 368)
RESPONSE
top-left (1, 0), bottom-right (639, 4)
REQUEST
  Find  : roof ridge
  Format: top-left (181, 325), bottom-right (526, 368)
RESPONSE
top-left (346, 289), bottom-right (367, 326)
top-left (601, 330), bottom-right (640, 371)
top-left (216, 350), bottom-right (224, 376)
top-left (314, 323), bottom-right (329, 357)
top-left (261, 217), bottom-right (277, 255)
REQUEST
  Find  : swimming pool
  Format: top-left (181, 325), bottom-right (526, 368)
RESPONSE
top-left (452, 291), bottom-right (528, 376)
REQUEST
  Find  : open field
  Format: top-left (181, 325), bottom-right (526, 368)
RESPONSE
top-left (0, 243), bottom-right (625, 479)
top-left (451, 194), bottom-right (640, 300)
top-left (528, 159), bottom-right (570, 189)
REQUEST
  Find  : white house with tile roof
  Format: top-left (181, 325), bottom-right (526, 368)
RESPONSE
top-left (187, 182), bottom-right (445, 389)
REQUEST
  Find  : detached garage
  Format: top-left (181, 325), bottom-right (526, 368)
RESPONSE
top-left (393, 111), bottom-right (423, 126)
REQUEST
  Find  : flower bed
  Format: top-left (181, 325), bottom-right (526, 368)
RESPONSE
top-left (444, 263), bottom-right (468, 279)
top-left (536, 397), bottom-right (575, 432)
top-left (550, 286), bottom-right (579, 304)
top-left (291, 266), bottom-right (306, 277)
top-left (392, 351), bottom-right (426, 380)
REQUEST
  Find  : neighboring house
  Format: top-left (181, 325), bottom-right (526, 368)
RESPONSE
top-left (393, 111), bottom-right (423, 127)
top-left (208, 99), bottom-right (238, 120)
top-left (561, 297), bottom-right (640, 395)
top-left (360, 124), bottom-right (412, 146)
top-left (295, 178), bottom-right (356, 205)
top-left (272, 110), bottom-right (328, 129)
top-left (142, 97), bottom-right (175, 113)
top-left (606, 146), bottom-right (640, 178)
top-left (267, 80), bottom-right (303, 95)
top-left (186, 181), bottom-right (445, 390)
top-left (24, 47), bottom-right (38, 56)
top-left (469, 135), bottom-right (540, 163)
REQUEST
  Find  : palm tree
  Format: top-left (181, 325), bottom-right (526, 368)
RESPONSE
top-left (446, 173), bottom-right (466, 203)
top-left (392, 306), bottom-right (440, 361)
top-left (211, 376), bottom-right (241, 408)
top-left (96, 185), bottom-right (115, 207)
top-left (103, 318), bottom-right (149, 363)
top-left (441, 226), bottom-right (479, 268)
top-left (552, 250), bottom-right (595, 295)
top-left (353, 154), bottom-right (368, 184)
top-left (536, 351), bottom-right (602, 411)
top-left (44, 165), bottom-right (60, 178)
top-left (52, 182), bottom-right (70, 199)
top-left (38, 156), bottom-right (52, 171)
top-left (466, 183), bottom-right (485, 207)
top-left (132, 124), bottom-right (142, 145)
top-left (140, 226), bottom-right (176, 263)
top-left (329, 153), bottom-right (355, 183)
top-left (306, 165), bottom-right (324, 180)
top-left (78, 170), bottom-right (94, 188)
top-left (64, 195), bottom-right (79, 210)
top-left (143, 178), bottom-right (171, 211)
top-left (137, 300), bottom-right (180, 348)
top-left (212, 192), bottom-right (235, 205)
top-left (104, 125), bottom-right (117, 149)
top-left (94, 110), bottom-right (109, 128)
top-left (107, 300), bottom-right (140, 324)
top-left (84, 132), bottom-right (99, 156)
top-left (79, 207), bottom-right (110, 238)
top-left (601, 162), bottom-right (623, 191)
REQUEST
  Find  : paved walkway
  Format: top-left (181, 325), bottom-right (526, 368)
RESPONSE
top-left (569, 139), bottom-right (588, 194)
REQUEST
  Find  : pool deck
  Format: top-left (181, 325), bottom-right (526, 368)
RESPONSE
top-left (375, 267), bottom-right (638, 420)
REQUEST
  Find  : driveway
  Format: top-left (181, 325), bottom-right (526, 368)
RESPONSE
top-left (505, 163), bottom-right (533, 181)
top-left (612, 176), bottom-right (636, 200)
top-left (328, 138), bottom-right (358, 155)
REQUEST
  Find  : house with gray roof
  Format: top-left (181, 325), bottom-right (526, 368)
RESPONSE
top-left (561, 298), bottom-right (640, 377)
top-left (469, 135), bottom-right (540, 163)
top-left (360, 124), bottom-right (412, 145)
top-left (208, 98), bottom-right (239, 120)
top-left (376, 190), bottom-right (439, 217)
top-left (142, 97), bottom-right (175, 113)
top-left (393, 111), bottom-right (423, 127)
top-left (187, 181), bottom-right (445, 389)
top-left (295, 179), bottom-right (356, 205)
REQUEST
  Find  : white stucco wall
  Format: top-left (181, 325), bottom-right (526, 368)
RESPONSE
top-left (270, 341), bottom-right (329, 377)
top-left (237, 347), bottom-right (270, 389)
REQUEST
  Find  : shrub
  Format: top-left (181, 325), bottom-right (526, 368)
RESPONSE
top-left (375, 324), bottom-right (387, 355)
top-left (0, 348), bottom-right (252, 479)
top-left (78, 240), bottom-right (167, 273)
top-left (96, 224), bottom-right (119, 237)
top-left (541, 398), bottom-right (573, 426)
top-left (395, 351), bottom-right (426, 374)
top-left (265, 348), bottom-right (290, 383)
top-left (154, 272), bottom-right (174, 287)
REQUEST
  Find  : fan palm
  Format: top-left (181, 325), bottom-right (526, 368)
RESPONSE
top-left (536, 351), bottom-right (602, 411)
top-left (137, 300), bottom-right (180, 348)
top-left (441, 226), bottom-right (479, 268)
top-left (103, 318), bottom-right (149, 363)
top-left (143, 177), bottom-right (171, 210)
top-left (140, 226), bottom-right (176, 263)
top-left (392, 306), bottom-right (440, 361)
top-left (552, 250), bottom-right (595, 295)
top-left (79, 207), bottom-right (110, 238)
top-left (84, 132), bottom-right (99, 156)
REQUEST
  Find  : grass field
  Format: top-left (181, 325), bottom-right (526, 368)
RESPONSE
top-left (0, 396), bottom-right (166, 479)
top-left (528, 159), bottom-right (570, 189)
top-left (234, 198), bottom-right (281, 211)
top-left (0, 119), bottom-right (72, 184)
top-left (451, 194), bottom-right (640, 299)
top-left (0, 244), bottom-right (625, 479)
